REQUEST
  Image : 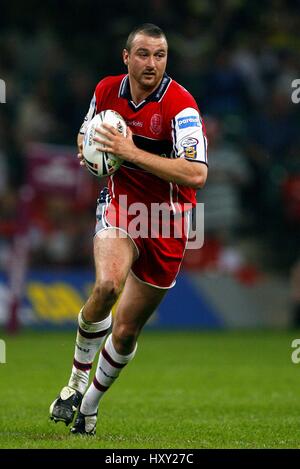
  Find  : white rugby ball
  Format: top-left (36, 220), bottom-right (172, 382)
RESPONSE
top-left (82, 110), bottom-right (126, 178)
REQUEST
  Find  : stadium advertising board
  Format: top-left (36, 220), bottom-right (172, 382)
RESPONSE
top-left (0, 270), bottom-right (221, 328)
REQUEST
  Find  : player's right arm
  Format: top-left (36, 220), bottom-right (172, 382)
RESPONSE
top-left (77, 92), bottom-right (97, 166)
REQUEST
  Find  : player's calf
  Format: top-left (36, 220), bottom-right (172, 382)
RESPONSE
top-left (112, 323), bottom-right (139, 355)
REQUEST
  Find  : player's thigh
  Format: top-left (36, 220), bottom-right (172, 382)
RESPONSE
top-left (93, 229), bottom-right (137, 286)
top-left (113, 271), bottom-right (167, 335)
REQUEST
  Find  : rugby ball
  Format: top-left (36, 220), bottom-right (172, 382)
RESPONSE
top-left (82, 110), bottom-right (126, 177)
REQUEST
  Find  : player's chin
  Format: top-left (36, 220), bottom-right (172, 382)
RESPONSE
top-left (140, 75), bottom-right (158, 88)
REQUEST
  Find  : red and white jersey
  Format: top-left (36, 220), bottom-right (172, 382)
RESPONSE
top-left (79, 73), bottom-right (208, 212)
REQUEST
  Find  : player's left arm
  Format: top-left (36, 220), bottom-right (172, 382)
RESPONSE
top-left (95, 109), bottom-right (208, 189)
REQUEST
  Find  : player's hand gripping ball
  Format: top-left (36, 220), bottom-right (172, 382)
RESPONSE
top-left (83, 110), bottom-right (126, 177)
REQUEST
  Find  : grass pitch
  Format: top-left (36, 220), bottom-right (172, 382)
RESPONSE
top-left (0, 329), bottom-right (300, 449)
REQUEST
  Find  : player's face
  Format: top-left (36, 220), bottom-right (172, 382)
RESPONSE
top-left (123, 33), bottom-right (168, 92)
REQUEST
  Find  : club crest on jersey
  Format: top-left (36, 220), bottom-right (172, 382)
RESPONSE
top-left (181, 137), bottom-right (198, 159)
top-left (150, 113), bottom-right (162, 135)
top-left (177, 115), bottom-right (200, 129)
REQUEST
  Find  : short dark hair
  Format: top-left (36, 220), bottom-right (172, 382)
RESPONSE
top-left (125, 23), bottom-right (167, 52)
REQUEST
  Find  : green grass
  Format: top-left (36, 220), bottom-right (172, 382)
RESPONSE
top-left (0, 329), bottom-right (300, 448)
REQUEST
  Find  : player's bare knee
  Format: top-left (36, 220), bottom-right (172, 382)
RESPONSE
top-left (92, 279), bottom-right (122, 308)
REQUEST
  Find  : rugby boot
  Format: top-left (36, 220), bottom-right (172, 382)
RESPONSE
top-left (49, 386), bottom-right (83, 426)
top-left (70, 410), bottom-right (97, 436)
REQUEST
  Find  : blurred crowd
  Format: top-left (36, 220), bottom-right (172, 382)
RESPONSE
top-left (0, 0), bottom-right (300, 280)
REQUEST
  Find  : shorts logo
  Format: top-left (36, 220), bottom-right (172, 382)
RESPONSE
top-left (150, 113), bottom-right (162, 135)
top-left (181, 137), bottom-right (198, 159)
top-left (177, 115), bottom-right (200, 129)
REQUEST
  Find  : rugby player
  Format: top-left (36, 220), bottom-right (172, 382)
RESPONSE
top-left (50, 23), bottom-right (208, 435)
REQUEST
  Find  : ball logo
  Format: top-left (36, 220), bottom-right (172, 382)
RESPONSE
top-left (150, 114), bottom-right (162, 135)
top-left (116, 120), bottom-right (124, 134)
top-left (88, 126), bottom-right (95, 147)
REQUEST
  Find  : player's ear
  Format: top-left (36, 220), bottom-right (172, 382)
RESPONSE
top-left (123, 49), bottom-right (129, 66)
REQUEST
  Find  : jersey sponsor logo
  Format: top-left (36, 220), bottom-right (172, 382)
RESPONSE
top-left (181, 137), bottom-right (198, 159)
top-left (127, 120), bottom-right (143, 128)
top-left (177, 115), bottom-right (200, 129)
top-left (150, 113), bottom-right (162, 135)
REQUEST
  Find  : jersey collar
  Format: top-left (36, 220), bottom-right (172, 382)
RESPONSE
top-left (119, 73), bottom-right (171, 111)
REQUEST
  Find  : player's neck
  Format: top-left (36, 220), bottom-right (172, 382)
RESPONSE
top-left (128, 77), bottom-right (159, 105)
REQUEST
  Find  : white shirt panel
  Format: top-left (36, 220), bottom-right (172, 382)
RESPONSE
top-left (79, 93), bottom-right (96, 135)
top-left (172, 107), bottom-right (207, 164)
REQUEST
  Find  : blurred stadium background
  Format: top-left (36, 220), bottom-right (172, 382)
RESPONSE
top-left (1, 0), bottom-right (300, 330)
top-left (1, 0), bottom-right (300, 450)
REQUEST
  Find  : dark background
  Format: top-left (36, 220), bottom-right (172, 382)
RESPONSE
top-left (0, 0), bottom-right (300, 320)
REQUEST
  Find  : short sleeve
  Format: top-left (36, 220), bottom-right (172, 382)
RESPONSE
top-left (79, 93), bottom-right (97, 135)
top-left (171, 107), bottom-right (208, 165)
